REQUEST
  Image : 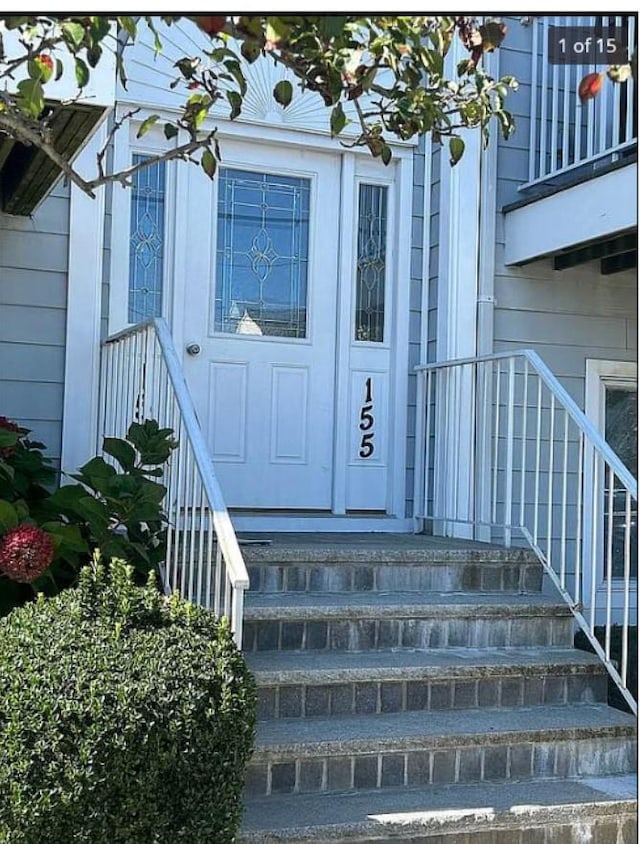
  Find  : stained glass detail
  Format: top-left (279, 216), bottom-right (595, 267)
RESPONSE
top-left (604, 387), bottom-right (638, 578)
top-left (215, 168), bottom-right (310, 337)
top-left (128, 155), bottom-right (165, 322)
top-left (355, 184), bottom-right (388, 343)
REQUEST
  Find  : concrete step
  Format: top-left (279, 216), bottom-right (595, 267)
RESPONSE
top-left (242, 593), bottom-right (574, 652)
top-left (244, 704), bottom-right (636, 798)
top-left (246, 648), bottom-right (608, 720)
top-left (246, 558), bottom-right (542, 596)
top-left (240, 775), bottom-right (637, 843)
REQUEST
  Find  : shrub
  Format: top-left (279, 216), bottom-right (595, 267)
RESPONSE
top-left (0, 557), bottom-right (256, 844)
top-left (0, 419), bottom-right (177, 615)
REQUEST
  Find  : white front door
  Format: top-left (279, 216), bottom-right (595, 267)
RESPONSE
top-left (181, 140), bottom-right (340, 509)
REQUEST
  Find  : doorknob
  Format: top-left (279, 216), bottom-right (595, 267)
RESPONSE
top-left (186, 343), bottom-right (201, 356)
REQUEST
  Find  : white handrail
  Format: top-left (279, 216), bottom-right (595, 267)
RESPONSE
top-left (415, 349), bottom-right (638, 714)
top-left (98, 318), bottom-right (249, 643)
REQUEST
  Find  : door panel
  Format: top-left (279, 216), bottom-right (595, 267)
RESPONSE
top-left (182, 141), bottom-right (340, 509)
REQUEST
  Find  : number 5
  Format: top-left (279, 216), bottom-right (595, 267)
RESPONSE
top-left (359, 432), bottom-right (374, 458)
top-left (359, 404), bottom-right (374, 431)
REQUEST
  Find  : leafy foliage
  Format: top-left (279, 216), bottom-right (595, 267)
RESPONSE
top-left (0, 557), bottom-right (256, 843)
top-left (0, 15), bottom-right (520, 196)
top-left (0, 418), bottom-right (176, 615)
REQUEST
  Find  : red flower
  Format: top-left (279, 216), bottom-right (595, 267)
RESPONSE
top-left (0, 524), bottom-right (54, 583)
top-left (0, 416), bottom-right (19, 458)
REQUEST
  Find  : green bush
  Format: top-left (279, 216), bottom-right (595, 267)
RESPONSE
top-left (0, 558), bottom-right (256, 843)
top-left (0, 418), bottom-right (177, 616)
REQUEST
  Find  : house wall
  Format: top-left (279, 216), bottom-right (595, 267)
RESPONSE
top-left (0, 180), bottom-right (70, 465)
top-left (495, 16), bottom-right (637, 404)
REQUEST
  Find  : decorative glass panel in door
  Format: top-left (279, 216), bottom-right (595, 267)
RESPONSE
top-left (214, 168), bottom-right (310, 338)
top-left (603, 386), bottom-right (638, 578)
top-left (354, 183), bottom-right (388, 343)
top-left (128, 156), bottom-right (166, 322)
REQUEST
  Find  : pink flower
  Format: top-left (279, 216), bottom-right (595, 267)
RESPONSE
top-left (0, 524), bottom-right (54, 583)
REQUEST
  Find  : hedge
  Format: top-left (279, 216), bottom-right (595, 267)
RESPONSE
top-left (0, 558), bottom-right (256, 843)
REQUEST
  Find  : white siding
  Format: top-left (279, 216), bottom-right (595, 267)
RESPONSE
top-left (0, 180), bottom-right (70, 463)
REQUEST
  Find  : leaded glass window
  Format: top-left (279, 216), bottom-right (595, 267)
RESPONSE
top-left (604, 387), bottom-right (638, 578)
top-left (355, 184), bottom-right (388, 343)
top-left (128, 155), bottom-right (165, 322)
top-left (215, 168), bottom-right (310, 338)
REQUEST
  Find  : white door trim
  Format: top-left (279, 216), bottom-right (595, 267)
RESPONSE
top-left (61, 122), bottom-right (108, 476)
top-left (583, 358), bottom-right (638, 613)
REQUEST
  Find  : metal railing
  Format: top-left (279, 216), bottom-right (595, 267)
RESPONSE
top-left (98, 318), bottom-right (249, 644)
top-left (414, 350), bottom-right (638, 714)
top-left (523, 15), bottom-right (636, 188)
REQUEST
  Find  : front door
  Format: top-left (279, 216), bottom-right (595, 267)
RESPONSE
top-left (181, 141), bottom-right (340, 509)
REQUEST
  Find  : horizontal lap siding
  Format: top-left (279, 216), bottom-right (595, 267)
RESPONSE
top-left (0, 179), bottom-right (69, 463)
top-left (495, 19), bottom-right (637, 408)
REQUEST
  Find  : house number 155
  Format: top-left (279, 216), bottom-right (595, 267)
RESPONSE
top-left (359, 377), bottom-right (375, 458)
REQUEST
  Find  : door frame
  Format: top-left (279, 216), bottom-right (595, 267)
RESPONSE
top-left (105, 109), bottom-right (415, 530)
top-left (583, 358), bottom-right (638, 614)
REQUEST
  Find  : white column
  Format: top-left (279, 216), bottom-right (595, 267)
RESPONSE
top-left (61, 122), bottom-right (108, 475)
top-left (434, 37), bottom-right (483, 538)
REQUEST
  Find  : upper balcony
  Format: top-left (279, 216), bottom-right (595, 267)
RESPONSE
top-left (504, 15), bottom-right (637, 267)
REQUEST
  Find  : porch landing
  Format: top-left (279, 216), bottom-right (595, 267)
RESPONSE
top-left (237, 532), bottom-right (522, 562)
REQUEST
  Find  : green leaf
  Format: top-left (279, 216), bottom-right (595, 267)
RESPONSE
top-left (55, 58), bottom-right (64, 81)
top-left (381, 143), bottom-right (392, 165)
top-left (273, 79), bottom-right (293, 108)
top-left (0, 500), bottom-right (18, 531)
top-left (75, 456), bottom-right (117, 482)
top-left (164, 122), bottom-right (179, 140)
top-left (61, 21), bottom-right (85, 50)
top-left (16, 78), bottom-right (45, 119)
top-left (266, 16), bottom-right (290, 46)
top-left (118, 16), bottom-right (137, 40)
top-left (103, 438), bottom-right (136, 471)
top-left (480, 20), bottom-right (506, 52)
top-left (449, 136), bottom-right (465, 165)
top-left (201, 148), bottom-right (217, 179)
top-left (75, 57), bottom-right (89, 88)
top-left (224, 59), bottom-right (247, 96)
top-left (227, 90), bottom-right (242, 120)
top-left (330, 102), bottom-right (346, 137)
top-left (136, 115), bottom-right (159, 138)
top-left (86, 43), bottom-right (102, 69)
top-left (240, 39), bottom-right (261, 63)
top-left (0, 429), bottom-right (19, 450)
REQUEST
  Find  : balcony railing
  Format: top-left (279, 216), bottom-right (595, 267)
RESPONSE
top-left (523, 15), bottom-right (636, 189)
top-left (98, 318), bottom-right (249, 644)
top-left (414, 350), bottom-right (638, 715)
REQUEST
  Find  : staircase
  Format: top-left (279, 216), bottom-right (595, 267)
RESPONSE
top-left (239, 534), bottom-right (637, 844)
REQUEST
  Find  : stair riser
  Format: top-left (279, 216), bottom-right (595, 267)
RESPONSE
top-left (240, 814), bottom-right (638, 844)
top-left (256, 672), bottom-right (608, 720)
top-left (245, 735), bottom-right (637, 799)
top-left (247, 562), bottom-right (543, 595)
top-left (243, 616), bottom-right (574, 653)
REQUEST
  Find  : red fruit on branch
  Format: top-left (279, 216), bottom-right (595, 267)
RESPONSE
top-left (193, 16), bottom-right (226, 36)
top-left (579, 71), bottom-right (604, 103)
top-left (0, 524), bottom-right (54, 583)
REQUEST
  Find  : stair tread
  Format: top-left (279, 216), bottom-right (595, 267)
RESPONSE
top-left (245, 591), bottom-right (570, 619)
top-left (253, 703), bottom-right (636, 754)
top-left (240, 775), bottom-right (637, 839)
top-left (239, 532), bottom-right (536, 563)
top-left (246, 646), bottom-right (604, 683)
